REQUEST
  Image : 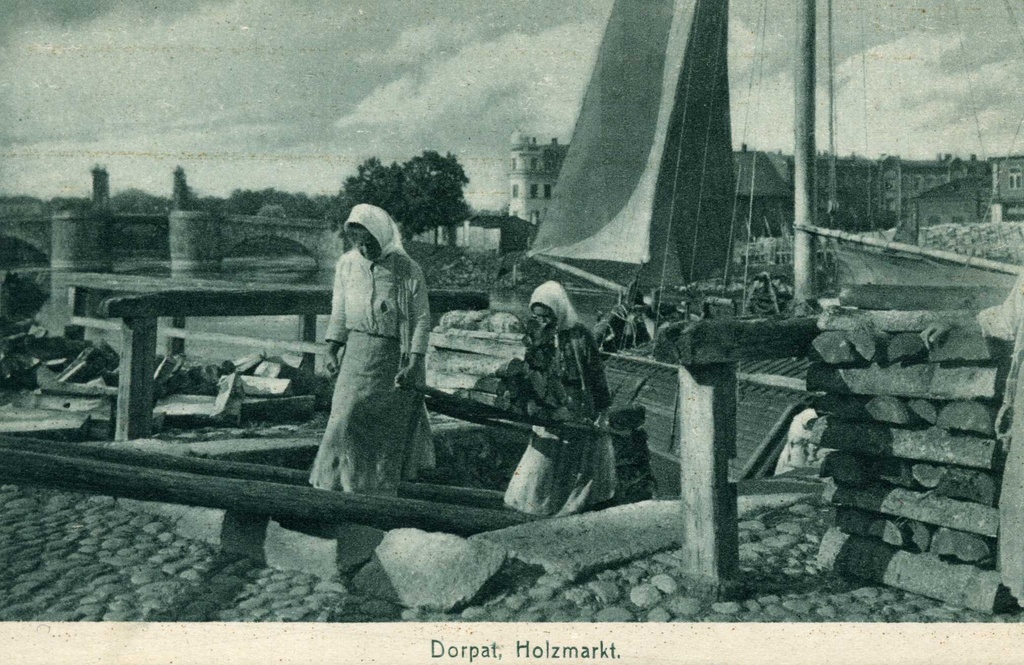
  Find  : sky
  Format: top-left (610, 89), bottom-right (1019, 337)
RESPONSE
top-left (1, 0), bottom-right (1022, 210)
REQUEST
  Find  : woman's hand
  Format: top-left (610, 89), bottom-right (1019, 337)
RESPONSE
top-left (395, 352), bottom-right (426, 389)
top-left (920, 324), bottom-right (952, 350)
top-left (326, 341), bottom-right (345, 375)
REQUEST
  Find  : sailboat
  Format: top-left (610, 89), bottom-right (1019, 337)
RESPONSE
top-left (522, 0), bottom-right (812, 492)
top-left (529, 0), bottom-right (735, 299)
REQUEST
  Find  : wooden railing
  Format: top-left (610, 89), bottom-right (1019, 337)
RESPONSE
top-left (57, 273), bottom-right (486, 440)
top-left (653, 316), bottom-right (818, 596)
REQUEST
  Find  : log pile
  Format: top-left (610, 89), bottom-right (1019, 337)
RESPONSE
top-left (812, 304), bottom-right (1017, 613)
top-left (919, 222), bottom-right (1024, 266)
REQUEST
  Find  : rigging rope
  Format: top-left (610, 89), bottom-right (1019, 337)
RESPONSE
top-left (951, 3), bottom-right (988, 161)
top-left (826, 0), bottom-right (838, 228)
top-left (859, 2), bottom-right (873, 231)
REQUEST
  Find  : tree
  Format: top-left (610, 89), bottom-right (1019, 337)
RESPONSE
top-left (402, 151), bottom-right (469, 237)
top-left (338, 152), bottom-right (470, 238)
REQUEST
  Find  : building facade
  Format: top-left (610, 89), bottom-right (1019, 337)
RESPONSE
top-left (507, 132), bottom-right (569, 224)
top-left (991, 156), bottom-right (1024, 223)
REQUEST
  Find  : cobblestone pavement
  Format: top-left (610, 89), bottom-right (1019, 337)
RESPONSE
top-left (0, 483), bottom-right (1019, 623)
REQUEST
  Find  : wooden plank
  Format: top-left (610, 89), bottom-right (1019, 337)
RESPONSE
top-left (212, 373), bottom-right (244, 424)
top-left (162, 326), bottom-right (325, 356)
top-left (0, 407), bottom-right (90, 439)
top-left (818, 308), bottom-right (976, 333)
top-left (0, 446), bottom-right (530, 536)
top-left (428, 330), bottom-right (525, 358)
top-left (823, 481), bottom-right (1000, 537)
top-left (426, 348), bottom-right (510, 376)
top-left (817, 528), bottom-right (1013, 613)
top-left (806, 363), bottom-right (1000, 400)
top-left (676, 363), bottom-right (738, 596)
top-left (819, 418), bottom-right (999, 470)
top-left (654, 317), bottom-right (818, 365)
top-left (838, 284), bottom-right (1009, 312)
top-left (427, 370), bottom-right (486, 392)
top-left (13, 394), bottom-right (105, 412)
top-left (115, 316), bottom-right (157, 441)
top-left (239, 375), bottom-right (292, 397)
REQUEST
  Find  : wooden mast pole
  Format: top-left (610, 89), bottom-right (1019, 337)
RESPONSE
top-left (793, 0), bottom-right (817, 303)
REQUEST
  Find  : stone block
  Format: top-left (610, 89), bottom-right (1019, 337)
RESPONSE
top-left (352, 528), bottom-right (507, 611)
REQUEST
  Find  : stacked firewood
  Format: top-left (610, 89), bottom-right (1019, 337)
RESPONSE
top-left (810, 306), bottom-right (1016, 613)
top-left (919, 222), bottom-right (1024, 265)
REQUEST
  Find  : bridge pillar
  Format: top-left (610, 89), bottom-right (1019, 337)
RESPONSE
top-left (169, 210), bottom-right (222, 275)
top-left (50, 210), bottom-right (111, 272)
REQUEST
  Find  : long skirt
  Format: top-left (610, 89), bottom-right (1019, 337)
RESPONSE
top-left (310, 331), bottom-right (433, 495)
top-left (1001, 384), bottom-right (1024, 599)
top-left (503, 425), bottom-right (616, 516)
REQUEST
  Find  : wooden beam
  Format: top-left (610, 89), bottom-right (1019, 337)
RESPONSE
top-left (530, 254), bottom-right (626, 293)
top-left (838, 284), bottom-right (1009, 312)
top-left (64, 286), bottom-right (88, 340)
top-left (823, 481), bottom-right (999, 537)
top-left (817, 528), bottom-right (1013, 614)
top-left (806, 363), bottom-right (1000, 400)
top-left (115, 316), bottom-right (157, 441)
top-left (819, 418), bottom-right (1000, 470)
top-left (0, 446), bottom-right (530, 536)
top-left (818, 308), bottom-right (977, 333)
top-left (0, 436), bottom-right (514, 513)
top-left (676, 363), bottom-right (738, 597)
top-left (429, 330), bottom-right (526, 358)
top-left (798, 224), bottom-right (1022, 276)
top-left (654, 317), bottom-right (818, 365)
top-left (930, 527), bottom-right (995, 565)
top-left (102, 290), bottom-right (333, 318)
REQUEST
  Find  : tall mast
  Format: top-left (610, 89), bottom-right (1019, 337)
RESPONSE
top-left (793, 0), bottom-right (817, 302)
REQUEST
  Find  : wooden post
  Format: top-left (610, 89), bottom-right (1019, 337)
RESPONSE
top-left (167, 316), bottom-right (186, 356)
top-left (64, 286), bottom-right (87, 341)
top-left (298, 314), bottom-right (317, 369)
top-left (115, 316), bottom-right (157, 441)
top-left (676, 363), bottom-right (738, 598)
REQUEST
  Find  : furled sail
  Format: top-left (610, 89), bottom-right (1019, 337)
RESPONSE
top-left (530, 0), bottom-right (735, 291)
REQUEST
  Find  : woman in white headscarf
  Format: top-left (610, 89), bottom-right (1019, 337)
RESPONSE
top-left (310, 204), bottom-right (434, 495)
top-left (504, 281), bottom-right (617, 516)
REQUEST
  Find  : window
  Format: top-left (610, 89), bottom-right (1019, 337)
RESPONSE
top-left (512, 159), bottom-right (517, 171)
top-left (1011, 167), bottom-right (1023, 190)
top-left (531, 158), bottom-right (538, 170)
top-left (512, 184), bottom-right (519, 199)
top-left (544, 184), bottom-right (552, 199)
top-left (530, 184), bottom-right (539, 199)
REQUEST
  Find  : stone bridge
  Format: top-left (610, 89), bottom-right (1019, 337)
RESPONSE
top-left (0, 167), bottom-right (343, 274)
top-left (0, 211), bottom-right (343, 274)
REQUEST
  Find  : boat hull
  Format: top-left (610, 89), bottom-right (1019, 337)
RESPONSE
top-left (834, 243), bottom-right (1017, 293)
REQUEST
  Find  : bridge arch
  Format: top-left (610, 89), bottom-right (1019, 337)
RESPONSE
top-left (221, 233), bottom-right (320, 277)
top-left (0, 231), bottom-right (49, 267)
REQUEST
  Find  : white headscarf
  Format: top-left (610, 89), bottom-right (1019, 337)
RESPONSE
top-left (344, 204), bottom-right (406, 258)
top-left (530, 280), bottom-right (580, 331)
